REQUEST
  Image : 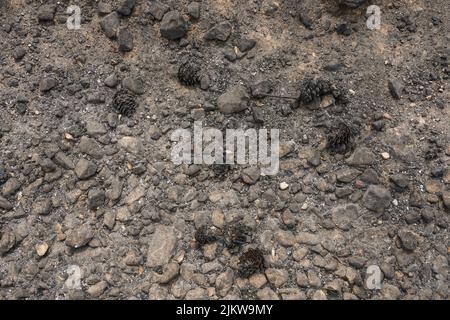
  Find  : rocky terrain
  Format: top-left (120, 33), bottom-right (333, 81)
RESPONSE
top-left (0, 0), bottom-right (448, 300)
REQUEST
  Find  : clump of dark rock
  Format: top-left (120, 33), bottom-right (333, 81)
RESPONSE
top-left (177, 59), bottom-right (202, 86)
top-left (224, 223), bottom-right (252, 250)
top-left (337, 0), bottom-right (367, 8)
top-left (336, 23), bottom-right (353, 36)
top-left (0, 165), bottom-right (8, 186)
top-left (112, 90), bottom-right (137, 117)
top-left (327, 121), bottom-right (358, 154)
top-left (396, 14), bottom-right (417, 33)
top-left (238, 248), bottom-right (265, 278)
top-left (194, 226), bottom-right (217, 246)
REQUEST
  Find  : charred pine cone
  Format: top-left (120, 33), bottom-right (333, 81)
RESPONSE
top-left (238, 248), bottom-right (265, 278)
top-left (178, 59), bottom-right (202, 86)
top-left (194, 226), bottom-right (218, 246)
top-left (327, 121), bottom-right (358, 154)
top-left (112, 90), bottom-right (137, 117)
top-left (297, 77), bottom-right (348, 108)
top-left (337, 0), bottom-right (367, 8)
top-left (224, 223), bottom-right (252, 251)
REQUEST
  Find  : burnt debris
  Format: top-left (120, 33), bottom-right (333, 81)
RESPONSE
top-left (194, 225), bottom-right (218, 246)
top-left (238, 248), bottom-right (265, 278)
top-left (326, 120), bottom-right (358, 154)
top-left (112, 90), bottom-right (137, 117)
top-left (224, 223), bottom-right (252, 251)
top-left (178, 59), bottom-right (202, 86)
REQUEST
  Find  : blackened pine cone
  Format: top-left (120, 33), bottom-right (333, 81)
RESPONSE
top-left (112, 90), bottom-right (137, 117)
top-left (327, 121), bottom-right (358, 154)
top-left (238, 248), bottom-right (265, 278)
top-left (337, 0), bottom-right (367, 9)
top-left (298, 77), bottom-right (332, 104)
top-left (224, 223), bottom-right (251, 250)
top-left (177, 59), bottom-right (201, 86)
top-left (194, 226), bottom-right (217, 246)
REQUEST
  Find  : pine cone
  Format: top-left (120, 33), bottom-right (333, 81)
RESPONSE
top-left (178, 59), bottom-right (201, 86)
top-left (112, 90), bottom-right (137, 117)
top-left (224, 223), bottom-right (252, 250)
top-left (327, 121), bottom-right (358, 153)
top-left (238, 248), bottom-right (265, 278)
top-left (298, 77), bottom-right (332, 105)
top-left (194, 226), bottom-right (217, 246)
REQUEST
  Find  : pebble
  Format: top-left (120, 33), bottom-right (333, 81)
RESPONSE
top-left (160, 11), bottom-right (188, 40)
top-left (35, 242), bottom-right (49, 257)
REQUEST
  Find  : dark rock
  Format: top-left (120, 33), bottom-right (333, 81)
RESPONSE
top-left (13, 47), bottom-right (26, 61)
top-left (205, 21), bottom-right (232, 42)
top-left (66, 225), bottom-right (94, 249)
top-left (388, 79), bottom-right (403, 99)
top-left (160, 11), bottom-right (188, 40)
top-left (0, 196), bottom-right (13, 211)
top-left (122, 77), bottom-right (145, 95)
top-left (40, 77), bottom-right (57, 92)
top-left (38, 5), bottom-right (56, 22)
top-left (74, 159), bottom-right (97, 180)
top-left (338, 0), bottom-right (367, 8)
top-left (241, 167), bottom-right (260, 185)
top-left (88, 188), bottom-right (105, 209)
top-left (362, 185), bottom-right (392, 213)
top-left (398, 229), bottom-right (417, 252)
top-left (148, 1), bottom-right (170, 21)
top-left (117, 0), bottom-right (136, 17)
top-left (250, 80), bottom-right (272, 98)
top-left (118, 28), bottom-right (134, 52)
top-left (217, 85), bottom-right (250, 114)
top-left (237, 38), bottom-right (256, 52)
top-left (100, 12), bottom-right (120, 39)
top-left (187, 2), bottom-right (201, 20)
top-left (0, 230), bottom-right (15, 255)
top-left (32, 199), bottom-right (52, 216)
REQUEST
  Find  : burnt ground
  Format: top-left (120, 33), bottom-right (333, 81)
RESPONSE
top-left (0, 0), bottom-right (448, 300)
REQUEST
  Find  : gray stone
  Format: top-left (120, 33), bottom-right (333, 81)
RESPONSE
top-left (40, 77), bottom-right (57, 92)
top-left (241, 167), bottom-right (260, 185)
top-left (265, 268), bottom-right (289, 287)
top-left (388, 79), bottom-right (403, 99)
top-left (336, 168), bottom-right (361, 183)
top-left (118, 137), bottom-right (144, 155)
top-left (88, 188), bottom-right (105, 209)
top-left (66, 225), bottom-right (94, 249)
top-left (346, 147), bottom-right (376, 166)
top-left (38, 5), bottom-right (55, 22)
top-left (205, 21), bottom-right (232, 41)
top-left (362, 185), bottom-right (392, 213)
top-left (146, 225), bottom-right (177, 267)
top-left (148, 1), bottom-right (170, 20)
top-left (398, 229), bottom-right (417, 252)
top-left (187, 2), bottom-right (201, 20)
top-left (54, 152), bottom-right (74, 170)
top-left (118, 28), bottom-right (134, 52)
top-left (86, 121), bottom-right (107, 137)
top-left (0, 230), bottom-right (15, 254)
top-left (79, 136), bottom-right (103, 159)
top-left (250, 80), bottom-right (272, 98)
top-left (104, 74), bottom-right (118, 88)
top-left (117, 0), bottom-right (136, 16)
top-left (215, 269), bottom-right (234, 297)
top-left (32, 199), bottom-right (52, 215)
top-left (74, 159), bottom-right (97, 180)
top-left (40, 158), bottom-right (57, 172)
top-left (217, 85), bottom-right (250, 114)
top-left (98, 2), bottom-right (112, 14)
top-left (122, 77), bottom-right (145, 95)
top-left (0, 196), bottom-right (13, 211)
top-left (2, 178), bottom-right (21, 197)
top-left (160, 11), bottom-right (188, 40)
top-left (100, 12), bottom-right (120, 39)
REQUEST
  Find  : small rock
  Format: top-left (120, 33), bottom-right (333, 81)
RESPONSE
top-left (88, 188), bottom-right (105, 209)
top-left (160, 11), bottom-right (188, 40)
top-left (362, 185), bottom-right (392, 213)
top-left (0, 196), bottom-right (13, 211)
top-left (31, 199), bottom-right (52, 216)
top-left (40, 77), bottom-right (57, 92)
top-left (205, 21), bottom-right (232, 42)
top-left (66, 225), bottom-right (94, 249)
top-left (250, 80), bottom-right (272, 98)
top-left (38, 5), bottom-right (56, 22)
top-left (146, 225), bottom-right (177, 267)
top-left (2, 178), bottom-right (21, 196)
top-left (0, 230), bottom-right (15, 255)
top-left (187, 2), bottom-right (201, 20)
top-left (241, 167), bottom-right (260, 185)
top-left (117, 0), bottom-right (136, 17)
top-left (148, 1), bottom-right (170, 20)
top-left (118, 137), bottom-right (144, 155)
top-left (74, 159), bottom-right (97, 180)
top-left (35, 242), bottom-right (49, 257)
top-left (100, 12), bottom-right (120, 39)
top-left (388, 79), bottom-right (404, 99)
top-left (87, 281), bottom-right (108, 298)
top-left (217, 85), bottom-right (250, 114)
top-left (398, 229), bottom-right (418, 252)
top-left (122, 77), bottom-right (145, 95)
top-left (118, 28), bottom-right (134, 52)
